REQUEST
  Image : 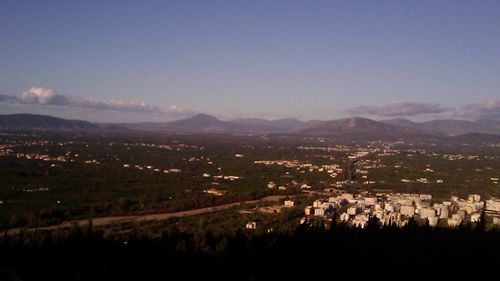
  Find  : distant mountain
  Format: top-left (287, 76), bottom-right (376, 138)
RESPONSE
top-left (473, 119), bottom-right (500, 132)
top-left (9, 113), bottom-right (497, 139)
top-left (298, 117), bottom-right (423, 138)
top-left (288, 120), bottom-right (324, 133)
top-left (419, 119), bottom-right (492, 136)
top-left (0, 114), bottom-right (98, 130)
top-left (96, 123), bottom-right (129, 131)
top-left (381, 118), bottom-right (500, 136)
top-left (162, 113), bottom-right (234, 132)
top-left (126, 114), bottom-right (305, 133)
top-left (451, 133), bottom-right (500, 143)
top-left (231, 118), bottom-right (303, 132)
top-left (381, 118), bottom-right (420, 129)
top-left (122, 115), bottom-right (428, 139)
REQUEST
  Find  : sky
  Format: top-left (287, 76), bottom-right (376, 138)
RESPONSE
top-left (1, 0), bottom-right (500, 122)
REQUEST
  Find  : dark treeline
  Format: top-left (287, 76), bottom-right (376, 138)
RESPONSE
top-left (1, 219), bottom-right (499, 280)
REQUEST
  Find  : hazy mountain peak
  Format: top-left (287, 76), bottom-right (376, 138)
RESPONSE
top-left (0, 114), bottom-right (98, 130)
top-left (7, 113), bottom-right (499, 138)
top-left (381, 118), bottom-right (419, 128)
top-left (190, 113), bottom-right (219, 121)
top-left (339, 116), bottom-right (378, 128)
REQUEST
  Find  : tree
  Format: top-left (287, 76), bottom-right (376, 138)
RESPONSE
top-left (86, 218), bottom-right (93, 237)
top-left (477, 201), bottom-right (487, 232)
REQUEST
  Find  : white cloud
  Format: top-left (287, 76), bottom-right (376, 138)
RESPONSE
top-left (168, 105), bottom-right (186, 113)
top-left (20, 87), bottom-right (56, 104)
top-left (16, 86), bottom-right (164, 114)
top-left (0, 86), bottom-right (195, 122)
top-left (458, 99), bottom-right (500, 119)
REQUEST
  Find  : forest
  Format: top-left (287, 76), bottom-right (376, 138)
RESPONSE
top-left (1, 217), bottom-right (499, 280)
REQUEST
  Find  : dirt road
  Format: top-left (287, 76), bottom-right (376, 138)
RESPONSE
top-left (6, 195), bottom-right (285, 235)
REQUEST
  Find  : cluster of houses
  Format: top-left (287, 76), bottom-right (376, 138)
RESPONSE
top-left (6, 148), bottom-right (71, 162)
top-left (401, 177), bottom-right (445, 184)
top-left (255, 160), bottom-right (343, 178)
top-left (22, 187), bottom-right (50, 193)
top-left (266, 180), bottom-right (313, 191)
top-left (298, 145), bottom-right (356, 152)
top-left (123, 142), bottom-right (201, 151)
top-left (203, 173), bottom-right (241, 181)
top-left (0, 144), bottom-right (14, 156)
top-left (302, 192), bottom-right (500, 228)
top-left (245, 200), bottom-right (295, 229)
top-left (123, 164), bottom-right (182, 174)
top-left (203, 188), bottom-right (227, 196)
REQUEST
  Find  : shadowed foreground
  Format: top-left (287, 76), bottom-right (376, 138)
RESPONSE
top-left (1, 220), bottom-right (499, 280)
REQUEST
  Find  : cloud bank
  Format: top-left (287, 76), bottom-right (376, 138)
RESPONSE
top-left (3, 87), bottom-right (499, 122)
top-left (20, 87), bottom-right (57, 104)
top-left (0, 86), bottom-right (192, 122)
top-left (458, 99), bottom-right (500, 119)
top-left (18, 87), bottom-right (166, 114)
top-left (346, 102), bottom-right (447, 117)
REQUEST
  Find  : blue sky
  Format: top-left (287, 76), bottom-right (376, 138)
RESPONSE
top-left (1, 0), bottom-right (499, 122)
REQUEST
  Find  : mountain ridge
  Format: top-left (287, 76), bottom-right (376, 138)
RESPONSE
top-left (1, 113), bottom-right (499, 138)
top-left (381, 118), bottom-right (500, 136)
top-left (0, 114), bottom-right (98, 130)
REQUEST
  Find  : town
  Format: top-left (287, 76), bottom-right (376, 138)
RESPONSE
top-left (298, 192), bottom-right (500, 228)
top-left (1, 131), bottom-right (499, 231)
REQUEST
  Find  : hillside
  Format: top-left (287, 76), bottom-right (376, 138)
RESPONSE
top-left (297, 117), bottom-right (423, 138)
top-left (162, 113), bottom-right (235, 132)
top-left (382, 118), bottom-right (500, 136)
top-left (0, 114), bottom-right (98, 130)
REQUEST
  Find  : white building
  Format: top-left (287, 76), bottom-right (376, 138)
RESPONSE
top-left (340, 212), bottom-right (350, 222)
top-left (428, 217), bottom-right (439, 227)
top-left (420, 208), bottom-right (436, 219)
top-left (447, 214), bottom-right (463, 227)
top-left (284, 200), bottom-right (295, 207)
top-left (420, 194), bottom-right (432, 200)
top-left (364, 197), bottom-right (378, 205)
top-left (305, 206), bottom-right (313, 216)
top-left (400, 205), bottom-right (415, 217)
top-left (447, 218), bottom-right (461, 227)
top-left (437, 207), bottom-right (449, 219)
top-left (314, 208), bottom-right (326, 217)
top-left (384, 204), bottom-right (395, 212)
top-left (347, 206), bottom-right (360, 216)
top-left (267, 182), bottom-right (277, 189)
top-left (486, 198), bottom-right (500, 212)
top-left (352, 214), bottom-right (369, 229)
top-left (470, 213), bottom-right (481, 223)
top-left (468, 194), bottom-right (481, 202)
top-left (493, 217), bottom-right (500, 225)
top-left (341, 193), bottom-right (354, 201)
top-left (328, 197), bottom-right (340, 204)
top-left (246, 221), bottom-right (257, 229)
top-left (300, 184), bottom-right (312, 189)
top-left (313, 200), bottom-right (323, 208)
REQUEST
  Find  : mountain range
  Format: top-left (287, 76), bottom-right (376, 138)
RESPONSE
top-left (381, 118), bottom-right (500, 136)
top-left (1, 113), bottom-right (500, 139)
top-left (0, 114), bottom-right (97, 130)
top-left (138, 113), bottom-right (500, 137)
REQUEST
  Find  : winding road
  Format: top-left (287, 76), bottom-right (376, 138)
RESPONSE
top-left (6, 195), bottom-right (285, 235)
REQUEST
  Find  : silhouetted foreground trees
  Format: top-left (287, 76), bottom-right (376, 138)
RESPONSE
top-left (1, 221), bottom-right (499, 280)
